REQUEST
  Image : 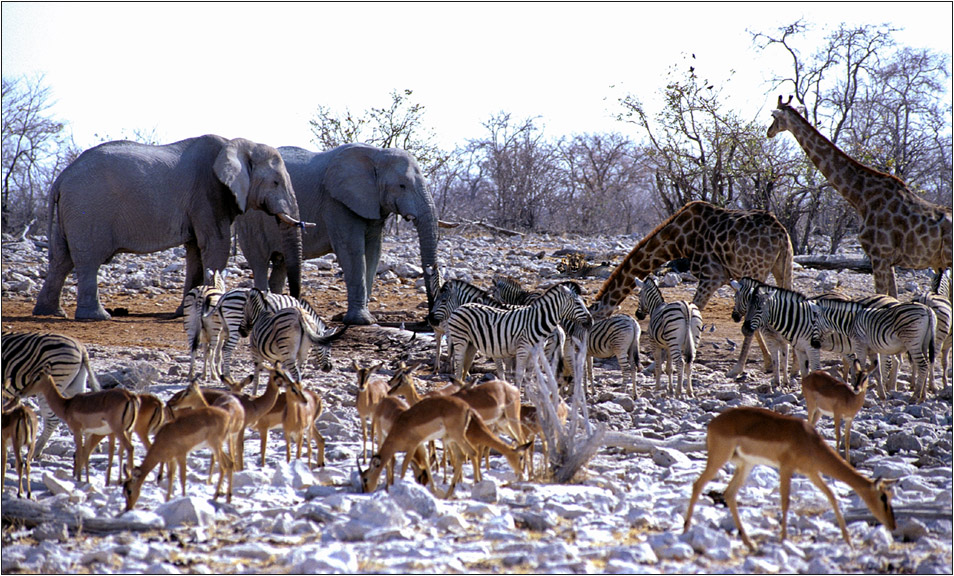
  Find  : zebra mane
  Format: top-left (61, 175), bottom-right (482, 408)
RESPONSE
top-left (753, 283), bottom-right (808, 301)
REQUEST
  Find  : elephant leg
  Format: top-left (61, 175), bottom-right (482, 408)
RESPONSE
top-left (268, 252), bottom-right (288, 295)
top-left (333, 227), bottom-right (376, 325)
top-left (176, 241), bottom-right (204, 316)
top-left (74, 261), bottom-right (111, 320)
top-left (33, 224), bottom-right (73, 317)
top-left (364, 226), bottom-right (384, 303)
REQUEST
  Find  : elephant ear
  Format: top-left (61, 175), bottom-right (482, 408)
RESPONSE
top-left (213, 140), bottom-right (251, 213)
top-left (324, 147), bottom-right (383, 221)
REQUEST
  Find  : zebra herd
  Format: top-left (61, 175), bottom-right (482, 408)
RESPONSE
top-left (732, 272), bottom-right (952, 402)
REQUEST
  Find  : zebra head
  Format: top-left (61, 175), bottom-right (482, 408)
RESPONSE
top-left (730, 278), bottom-right (761, 323)
top-left (634, 277), bottom-right (664, 321)
top-left (555, 282), bottom-right (592, 329)
top-left (312, 325), bottom-right (348, 372)
top-left (239, 289), bottom-right (270, 338)
top-left (741, 286), bottom-right (773, 337)
top-left (427, 279), bottom-right (457, 326)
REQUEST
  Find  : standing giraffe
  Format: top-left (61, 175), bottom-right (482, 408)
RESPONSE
top-left (768, 95), bottom-right (952, 297)
top-left (592, 200), bottom-right (793, 376)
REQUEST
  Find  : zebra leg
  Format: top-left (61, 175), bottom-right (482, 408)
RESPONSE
top-left (652, 347), bottom-right (665, 395)
top-left (33, 400), bottom-right (60, 457)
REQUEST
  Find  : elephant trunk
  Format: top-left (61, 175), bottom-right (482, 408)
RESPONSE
top-left (279, 220), bottom-right (303, 299)
top-left (412, 210), bottom-right (440, 313)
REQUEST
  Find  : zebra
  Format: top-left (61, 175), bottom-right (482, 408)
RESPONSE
top-left (635, 277), bottom-right (702, 397)
top-left (238, 289), bottom-right (347, 390)
top-left (728, 277), bottom-right (791, 380)
top-left (814, 298), bottom-right (937, 401)
top-left (2, 331), bottom-right (101, 455)
top-left (810, 293), bottom-right (900, 388)
top-left (211, 288), bottom-right (334, 382)
top-left (741, 284), bottom-right (822, 389)
top-left (427, 279), bottom-right (503, 373)
top-left (447, 282), bottom-right (592, 389)
top-left (562, 314), bottom-right (641, 398)
top-left (183, 269), bottom-right (226, 381)
top-left (909, 292), bottom-right (952, 388)
top-left (491, 275), bottom-right (541, 306)
top-left (933, 267), bottom-right (952, 302)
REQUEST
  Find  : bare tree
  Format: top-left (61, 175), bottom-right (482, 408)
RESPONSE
top-left (558, 132), bottom-right (652, 235)
top-left (468, 113), bottom-right (563, 232)
top-left (2, 74), bottom-right (74, 235)
top-left (308, 88), bottom-right (449, 178)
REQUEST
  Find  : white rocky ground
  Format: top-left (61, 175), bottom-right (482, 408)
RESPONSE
top-left (1, 227), bottom-right (952, 574)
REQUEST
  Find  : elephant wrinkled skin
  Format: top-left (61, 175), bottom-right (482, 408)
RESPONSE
top-left (234, 143), bottom-right (440, 325)
top-left (32, 135), bottom-right (305, 320)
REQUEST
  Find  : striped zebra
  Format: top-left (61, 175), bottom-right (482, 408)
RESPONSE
top-left (562, 314), bottom-right (641, 398)
top-left (427, 279), bottom-right (502, 373)
top-left (182, 270), bottom-right (226, 381)
top-left (810, 293), bottom-right (900, 387)
top-left (813, 298), bottom-right (936, 401)
top-left (635, 277), bottom-right (702, 397)
top-left (211, 288), bottom-right (332, 382)
top-left (741, 284), bottom-right (822, 388)
top-left (491, 275), bottom-right (540, 306)
top-left (729, 277), bottom-right (791, 380)
top-left (238, 289), bottom-right (347, 390)
top-left (910, 292), bottom-right (952, 388)
top-left (933, 267), bottom-right (952, 302)
top-left (2, 331), bottom-right (101, 455)
top-left (447, 282), bottom-right (592, 388)
top-left (830, 299), bottom-right (935, 400)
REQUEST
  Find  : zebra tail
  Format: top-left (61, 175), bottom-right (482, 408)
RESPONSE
top-left (82, 345), bottom-right (101, 391)
top-left (683, 325), bottom-right (696, 365)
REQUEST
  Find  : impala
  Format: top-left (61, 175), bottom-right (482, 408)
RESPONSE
top-left (284, 379), bottom-right (324, 468)
top-left (221, 371), bottom-right (280, 470)
top-left (802, 360), bottom-right (875, 465)
top-left (683, 406), bottom-right (896, 549)
top-left (360, 396), bottom-right (478, 497)
top-left (122, 402), bottom-right (234, 511)
top-left (354, 360), bottom-right (388, 462)
top-left (23, 373), bottom-right (139, 485)
top-left (2, 398), bottom-right (38, 498)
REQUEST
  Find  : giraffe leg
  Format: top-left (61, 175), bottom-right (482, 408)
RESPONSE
top-left (871, 260), bottom-right (898, 298)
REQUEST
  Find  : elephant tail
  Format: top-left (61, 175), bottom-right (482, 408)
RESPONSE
top-left (46, 177), bottom-right (62, 244)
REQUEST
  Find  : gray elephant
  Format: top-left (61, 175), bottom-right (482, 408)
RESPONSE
top-left (234, 143), bottom-right (439, 325)
top-left (33, 135), bottom-right (307, 320)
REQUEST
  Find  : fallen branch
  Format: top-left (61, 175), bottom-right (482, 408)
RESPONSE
top-left (794, 254), bottom-right (872, 273)
top-left (1, 495), bottom-right (159, 534)
top-left (602, 431), bottom-right (707, 454)
top-left (448, 219), bottom-right (525, 237)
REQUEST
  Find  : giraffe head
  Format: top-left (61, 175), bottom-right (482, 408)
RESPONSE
top-left (767, 95), bottom-right (802, 138)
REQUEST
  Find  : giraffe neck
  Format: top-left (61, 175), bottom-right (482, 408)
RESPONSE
top-left (596, 206), bottom-right (698, 308)
top-left (783, 114), bottom-right (871, 214)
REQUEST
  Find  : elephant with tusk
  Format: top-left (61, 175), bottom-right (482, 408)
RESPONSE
top-left (234, 143), bottom-right (440, 325)
top-left (32, 135), bottom-right (305, 320)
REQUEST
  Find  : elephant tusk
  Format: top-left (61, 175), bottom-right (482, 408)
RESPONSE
top-left (276, 212), bottom-right (317, 228)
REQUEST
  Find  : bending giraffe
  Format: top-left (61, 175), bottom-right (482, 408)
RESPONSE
top-left (768, 95), bottom-right (952, 297)
top-left (592, 200), bottom-right (793, 376)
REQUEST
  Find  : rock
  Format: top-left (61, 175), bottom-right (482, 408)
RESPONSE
top-left (42, 471), bottom-right (76, 496)
top-left (155, 497), bottom-right (216, 528)
top-left (651, 447), bottom-right (691, 467)
top-left (885, 432), bottom-right (923, 454)
top-left (287, 545), bottom-right (358, 573)
top-left (470, 478), bottom-right (499, 503)
top-left (387, 479), bottom-right (438, 519)
top-left (33, 521), bottom-right (69, 542)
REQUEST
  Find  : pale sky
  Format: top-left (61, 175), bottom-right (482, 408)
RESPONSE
top-left (2, 2), bottom-right (951, 152)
